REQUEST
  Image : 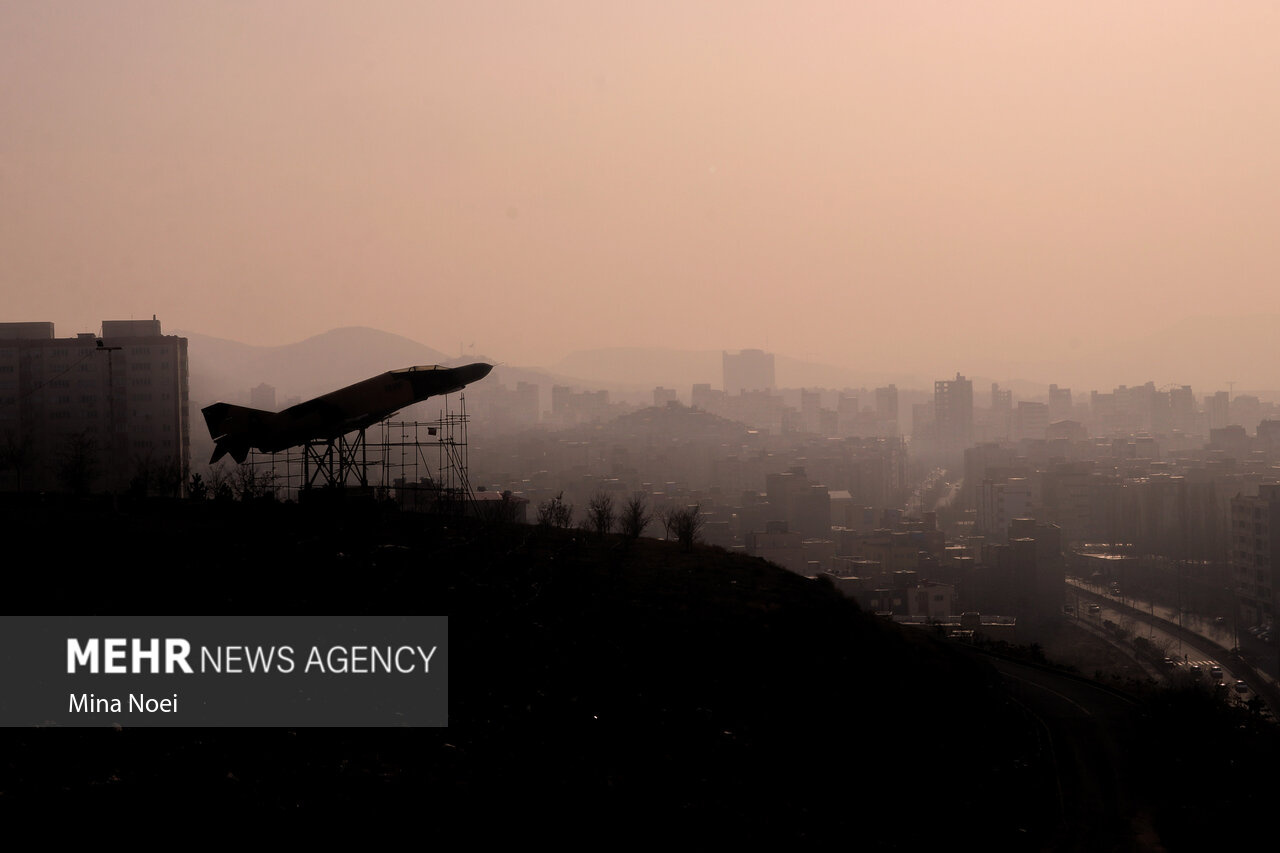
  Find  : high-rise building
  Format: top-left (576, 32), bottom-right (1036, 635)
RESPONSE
top-left (875, 384), bottom-right (899, 434)
top-left (250, 382), bottom-right (276, 410)
top-left (1205, 391), bottom-right (1230, 431)
top-left (800, 388), bottom-right (821, 433)
top-left (934, 373), bottom-right (973, 451)
top-left (977, 478), bottom-right (1033, 537)
top-left (0, 317), bottom-right (189, 494)
top-left (722, 349), bottom-right (775, 394)
top-left (1014, 401), bottom-right (1049, 442)
top-left (1170, 385), bottom-right (1196, 434)
top-left (990, 383), bottom-right (1012, 412)
top-left (1048, 385), bottom-right (1072, 423)
top-left (653, 386), bottom-right (678, 407)
top-left (1230, 484), bottom-right (1280, 631)
top-left (1231, 395), bottom-right (1262, 435)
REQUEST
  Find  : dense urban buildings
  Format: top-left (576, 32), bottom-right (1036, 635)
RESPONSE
top-left (9, 317), bottom-right (1280, 641)
top-left (460, 363), bottom-right (1280, 643)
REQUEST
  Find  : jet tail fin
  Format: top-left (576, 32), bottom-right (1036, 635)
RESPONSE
top-left (202, 402), bottom-right (270, 465)
top-left (209, 439), bottom-right (252, 465)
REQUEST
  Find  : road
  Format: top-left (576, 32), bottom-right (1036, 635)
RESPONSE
top-left (964, 648), bottom-right (1165, 850)
top-left (1066, 578), bottom-right (1273, 714)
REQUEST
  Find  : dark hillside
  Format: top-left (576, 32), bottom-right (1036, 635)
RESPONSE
top-left (0, 496), bottom-right (1093, 842)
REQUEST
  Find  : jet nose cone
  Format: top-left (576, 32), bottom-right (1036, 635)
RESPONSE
top-left (458, 362), bottom-right (494, 384)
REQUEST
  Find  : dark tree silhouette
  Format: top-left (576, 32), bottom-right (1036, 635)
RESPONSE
top-left (620, 491), bottom-right (652, 540)
top-left (586, 491), bottom-right (615, 536)
top-left (58, 432), bottom-right (98, 495)
top-left (0, 429), bottom-right (34, 490)
top-left (536, 492), bottom-right (574, 529)
top-left (233, 463), bottom-right (276, 501)
top-left (662, 503), bottom-right (704, 551)
top-left (208, 464), bottom-right (235, 502)
top-left (188, 472), bottom-right (208, 501)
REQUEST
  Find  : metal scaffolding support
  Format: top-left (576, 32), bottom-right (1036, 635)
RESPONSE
top-left (303, 428), bottom-right (369, 490)
top-left (380, 394), bottom-right (474, 516)
top-left (237, 393), bottom-right (474, 511)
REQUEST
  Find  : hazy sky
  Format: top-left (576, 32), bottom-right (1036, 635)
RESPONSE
top-left (4, 2), bottom-right (1278, 387)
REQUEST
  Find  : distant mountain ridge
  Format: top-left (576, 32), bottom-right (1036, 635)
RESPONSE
top-left (177, 326), bottom-right (635, 409)
top-left (177, 329), bottom-right (1060, 411)
top-left (178, 326), bottom-right (455, 404)
top-left (178, 316), bottom-right (1280, 410)
top-left (551, 314), bottom-right (1280, 399)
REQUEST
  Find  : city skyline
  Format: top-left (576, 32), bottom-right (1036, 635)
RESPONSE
top-left (14, 314), bottom-right (1280, 401)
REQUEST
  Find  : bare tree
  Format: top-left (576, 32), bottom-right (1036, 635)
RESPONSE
top-left (620, 492), bottom-right (653, 540)
top-left (208, 463), bottom-right (235, 502)
top-left (537, 492), bottom-right (574, 529)
top-left (155, 456), bottom-right (186, 498)
top-left (586, 491), bottom-right (615, 536)
top-left (128, 453), bottom-right (155, 497)
top-left (233, 463), bottom-right (276, 501)
top-left (664, 503), bottom-right (704, 552)
top-left (0, 430), bottom-right (33, 490)
top-left (188, 472), bottom-right (208, 501)
top-left (58, 432), bottom-right (98, 495)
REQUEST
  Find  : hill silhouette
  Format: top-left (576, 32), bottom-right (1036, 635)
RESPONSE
top-left (179, 326), bottom-right (454, 403)
top-left (178, 326), bottom-right (634, 416)
top-left (3, 496), bottom-right (1032, 839)
top-left (5, 495), bottom-right (1277, 845)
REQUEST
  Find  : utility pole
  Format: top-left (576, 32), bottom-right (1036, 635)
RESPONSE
top-left (95, 339), bottom-right (123, 489)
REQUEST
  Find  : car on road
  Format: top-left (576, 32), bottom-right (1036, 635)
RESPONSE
top-left (1210, 665), bottom-right (1223, 681)
top-left (1088, 604), bottom-right (1101, 615)
top-left (1235, 680), bottom-right (1250, 695)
